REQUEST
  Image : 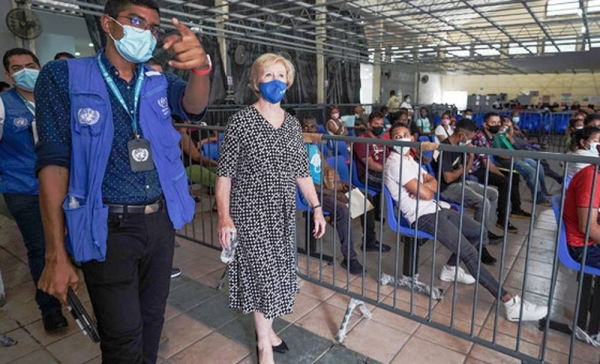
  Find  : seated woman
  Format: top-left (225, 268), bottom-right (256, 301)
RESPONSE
top-left (564, 164), bottom-right (600, 268)
top-left (433, 111), bottom-right (453, 143)
top-left (384, 123), bottom-right (548, 322)
top-left (565, 115), bottom-right (585, 151)
top-left (566, 126), bottom-right (600, 182)
top-left (326, 106), bottom-right (348, 136)
top-left (177, 121), bottom-right (218, 196)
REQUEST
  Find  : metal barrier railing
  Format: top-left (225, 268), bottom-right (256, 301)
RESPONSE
top-left (176, 122), bottom-right (600, 363)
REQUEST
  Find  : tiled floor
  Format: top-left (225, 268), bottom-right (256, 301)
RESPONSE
top-left (1, 182), bottom-right (600, 363)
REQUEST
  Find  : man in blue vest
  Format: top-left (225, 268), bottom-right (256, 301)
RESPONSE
top-left (34, 0), bottom-right (210, 362)
top-left (0, 48), bottom-right (68, 332)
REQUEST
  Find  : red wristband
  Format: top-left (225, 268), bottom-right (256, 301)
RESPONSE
top-left (191, 55), bottom-right (212, 76)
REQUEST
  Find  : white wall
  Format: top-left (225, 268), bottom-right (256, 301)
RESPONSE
top-left (417, 73), bottom-right (442, 104)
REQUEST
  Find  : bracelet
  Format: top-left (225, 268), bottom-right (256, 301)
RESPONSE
top-left (191, 55), bottom-right (212, 76)
top-left (313, 204), bottom-right (322, 210)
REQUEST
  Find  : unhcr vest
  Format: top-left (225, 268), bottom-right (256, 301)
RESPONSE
top-left (0, 88), bottom-right (38, 195)
top-left (65, 57), bottom-right (195, 262)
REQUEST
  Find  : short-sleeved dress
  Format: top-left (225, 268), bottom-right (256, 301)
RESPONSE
top-left (217, 106), bottom-right (310, 319)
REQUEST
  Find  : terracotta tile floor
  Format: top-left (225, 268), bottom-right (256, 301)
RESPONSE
top-left (1, 188), bottom-right (600, 363)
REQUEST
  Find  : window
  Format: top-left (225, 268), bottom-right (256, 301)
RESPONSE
top-left (546, 0), bottom-right (600, 16)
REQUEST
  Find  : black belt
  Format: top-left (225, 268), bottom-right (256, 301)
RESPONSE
top-left (106, 197), bottom-right (163, 215)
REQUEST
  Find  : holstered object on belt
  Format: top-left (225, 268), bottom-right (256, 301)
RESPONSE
top-left (67, 287), bottom-right (100, 343)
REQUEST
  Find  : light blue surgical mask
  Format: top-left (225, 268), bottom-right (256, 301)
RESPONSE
top-left (406, 98), bottom-right (412, 104)
top-left (512, 116), bottom-right (520, 123)
top-left (12, 68), bottom-right (39, 92)
top-left (394, 137), bottom-right (412, 155)
top-left (259, 79), bottom-right (287, 104)
top-left (110, 18), bottom-right (156, 64)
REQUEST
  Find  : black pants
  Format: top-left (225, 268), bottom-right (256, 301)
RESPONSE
top-left (471, 169), bottom-right (522, 220)
top-left (4, 193), bottom-right (61, 315)
top-left (82, 206), bottom-right (175, 364)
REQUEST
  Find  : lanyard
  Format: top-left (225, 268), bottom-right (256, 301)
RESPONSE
top-left (16, 92), bottom-right (35, 117)
top-left (96, 53), bottom-right (145, 138)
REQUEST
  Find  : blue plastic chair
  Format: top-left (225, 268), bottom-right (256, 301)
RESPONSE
top-left (383, 186), bottom-right (434, 240)
top-left (296, 186), bottom-right (330, 216)
top-left (317, 124), bottom-right (326, 134)
top-left (202, 142), bottom-right (219, 161)
top-left (324, 140), bottom-right (349, 160)
top-left (351, 160), bottom-right (380, 196)
top-left (550, 195), bottom-right (600, 275)
top-left (326, 156), bottom-right (350, 184)
top-left (418, 135), bottom-right (433, 143)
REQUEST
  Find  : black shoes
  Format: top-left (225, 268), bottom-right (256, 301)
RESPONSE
top-left (487, 231), bottom-right (504, 244)
top-left (362, 241), bottom-right (391, 252)
top-left (42, 309), bottom-right (69, 333)
top-left (496, 219), bottom-right (518, 234)
top-left (481, 247), bottom-right (497, 265)
top-left (341, 259), bottom-right (365, 275)
top-left (272, 339), bottom-right (289, 353)
top-left (171, 267), bottom-right (182, 279)
top-left (511, 209), bottom-right (532, 219)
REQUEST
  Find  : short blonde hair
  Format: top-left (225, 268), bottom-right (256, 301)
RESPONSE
top-left (249, 53), bottom-right (295, 96)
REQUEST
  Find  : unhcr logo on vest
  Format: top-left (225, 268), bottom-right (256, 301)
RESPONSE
top-left (158, 97), bottom-right (169, 116)
top-left (77, 108), bottom-right (100, 126)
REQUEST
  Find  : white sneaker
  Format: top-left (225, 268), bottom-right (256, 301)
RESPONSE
top-left (439, 265), bottom-right (475, 284)
top-left (504, 295), bottom-right (548, 322)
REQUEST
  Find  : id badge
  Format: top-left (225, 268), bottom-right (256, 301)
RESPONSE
top-left (127, 138), bottom-right (155, 172)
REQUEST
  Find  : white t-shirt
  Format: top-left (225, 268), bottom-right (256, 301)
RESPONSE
top-left (434, 124), bottom-right (454, 143)
top-left (384, 151), bottom-right (439, 225)
top-left (567, 149), bottom-right (596, 180)
top-left (400, 102), bottom-right (413, 114)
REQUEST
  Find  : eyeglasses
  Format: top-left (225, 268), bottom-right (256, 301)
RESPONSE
top-left (117, 15), bottom-right (165, 40)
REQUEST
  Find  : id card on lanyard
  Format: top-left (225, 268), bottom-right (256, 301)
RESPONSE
top-left (97, 54), bottom-right (155, 172)
top-left (16, 93), bottom-right (38, 145)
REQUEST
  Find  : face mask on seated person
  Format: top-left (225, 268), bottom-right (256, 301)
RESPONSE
top-left (487, 125), bottom-right (501, 134)
top-left (441, 118), bottom-right (450, 126)
top-left (512, 116), bottom-right (520, 123)
top-left (589, 142), bottom-right (600, 156)
top-left (371, 126), bottom-right (384, 136)
top-left (464, 115), bottom-right (472, 120)
top-left (394, 137), bottom-right (412, 155)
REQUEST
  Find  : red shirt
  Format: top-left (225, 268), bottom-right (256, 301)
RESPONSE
top-left (352, 131), bottom-right (390, 179)
top-left (564, 165), bottom-right (600, 247)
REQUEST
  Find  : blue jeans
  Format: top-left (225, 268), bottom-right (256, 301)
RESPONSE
top-left (569, 245), bottom-right (600, 268)
top-left (4, 193), bottom-right (61, 315)
top-left (498, 158), bottom-right (548, 201)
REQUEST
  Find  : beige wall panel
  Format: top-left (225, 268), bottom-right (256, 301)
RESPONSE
top-left (441, 73), bottom-right (600, 104)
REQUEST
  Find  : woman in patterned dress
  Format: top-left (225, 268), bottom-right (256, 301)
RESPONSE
top-left (216, 53), bottom-right (326, 364)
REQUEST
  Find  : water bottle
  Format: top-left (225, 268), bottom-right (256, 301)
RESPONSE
top-left (220, 228), bottom-right (238, 264)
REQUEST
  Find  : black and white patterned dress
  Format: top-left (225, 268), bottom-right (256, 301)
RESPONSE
top-left (217, 106), bottom-right (309, 319)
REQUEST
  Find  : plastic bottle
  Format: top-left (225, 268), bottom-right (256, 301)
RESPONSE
top-left (220, 228), bottom-right (238, 264)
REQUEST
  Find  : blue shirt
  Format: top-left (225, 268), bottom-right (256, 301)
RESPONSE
top-left (35, 51), bottom-right (204, 203)
top-left (305, 144), bottom-right (321, 185)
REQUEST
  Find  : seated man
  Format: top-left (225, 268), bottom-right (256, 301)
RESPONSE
top-left (302, 116), bottom-right (366, 274)
top-left (470, 112), bottom-right (530, 234)
top-left (437, 119), bottom-right (503, 245)
top-left (352, 111), bottom-right (392, 252)
top-left (384, 123), bottom-right (548, 322)
top-left (178, 122), bottom-right (218, 194)
top-left (564, 164), bottom-right (600, 268)
top-left (494, 116), bottom-right (550, 205)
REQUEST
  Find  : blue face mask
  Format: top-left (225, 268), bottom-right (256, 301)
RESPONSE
top-left (12, 68), bottom-right (39, 92)
top-left (512, 116), bottom-right (520, 123)
top-left (110, 18), bottom-right (156, 64)
top-left (406, 98), bottom-right (412, 104)
top-left (259, 79), bottom-right (287, 104)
